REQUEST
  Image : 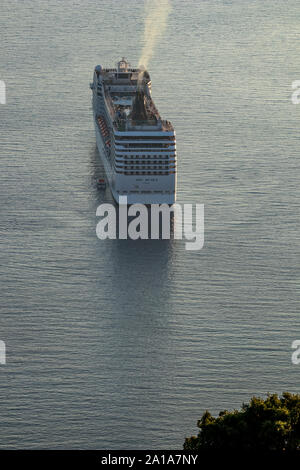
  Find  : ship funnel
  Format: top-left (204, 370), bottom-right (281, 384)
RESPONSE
top-left (137, 67), bottom-right (150, 91)
top-left (131, 89), bottom-right (148, 122)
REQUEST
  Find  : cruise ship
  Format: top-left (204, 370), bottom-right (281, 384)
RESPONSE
top-left (90, 58), bottom-right (177, 204)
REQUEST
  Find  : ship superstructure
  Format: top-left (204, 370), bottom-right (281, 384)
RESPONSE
top-left (91, 58), bottom-right (177, 204)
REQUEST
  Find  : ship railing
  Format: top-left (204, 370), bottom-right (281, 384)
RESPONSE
top-left (127, 121), bottom-right (161, 131)
top-left (113, 117), bottom-right (173, 132)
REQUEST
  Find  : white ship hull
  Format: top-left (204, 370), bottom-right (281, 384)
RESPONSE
top-left (91, 59), bottom-right (177, 205)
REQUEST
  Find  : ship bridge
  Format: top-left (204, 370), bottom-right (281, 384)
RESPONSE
top-left (117, 58), bottom-right (130, 73)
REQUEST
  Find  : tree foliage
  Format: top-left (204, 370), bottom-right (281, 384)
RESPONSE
top-left (184, 393), bottom-right (300, 451)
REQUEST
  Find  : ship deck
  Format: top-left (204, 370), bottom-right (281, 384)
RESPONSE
top-left (104, 89), bottom-right (174, 133)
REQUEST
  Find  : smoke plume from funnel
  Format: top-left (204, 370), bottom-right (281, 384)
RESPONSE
top-left (139, 0), bottom-right (171, 70)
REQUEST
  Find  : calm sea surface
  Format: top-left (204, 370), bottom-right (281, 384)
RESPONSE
top-left (0, 0), bottom-right (299, 449)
